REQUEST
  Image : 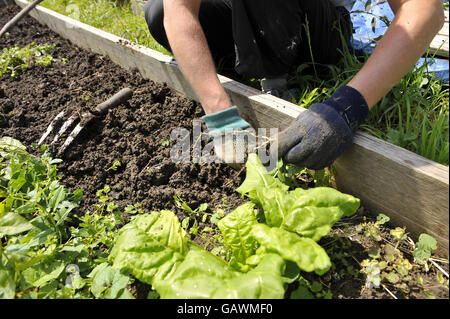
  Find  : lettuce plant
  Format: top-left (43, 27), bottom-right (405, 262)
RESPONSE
top-left (110, 154), bottom-right (360, 298)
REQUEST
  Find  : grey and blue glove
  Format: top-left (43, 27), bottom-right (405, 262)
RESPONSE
top-left (278, 86), bottom-right (369, 170)
top-left (202, 106), bottom-right (253, 166)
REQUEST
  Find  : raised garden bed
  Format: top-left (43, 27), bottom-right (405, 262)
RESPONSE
top-left (0, 3), bottom-right (448, 299)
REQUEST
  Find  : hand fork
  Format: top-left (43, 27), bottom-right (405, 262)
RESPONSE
top-left (38, 88), bottom-right (133, 156)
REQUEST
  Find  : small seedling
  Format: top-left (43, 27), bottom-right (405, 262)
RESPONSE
top-left (357, 213), bottom-right (390, 241)
top-left (80, 91), bottom-right (92, 101)
top-left (105, 160), bottom-right (121, 172)
top-left (390, 227), bottom-right (407, 249)
top-left (161, 139), bottom-right (170, 147)
top-left (414, 233), bottom-right (437, 266)
top-left (0, 43), bottom-right (57, 77)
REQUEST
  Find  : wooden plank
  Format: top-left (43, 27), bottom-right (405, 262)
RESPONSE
top-left (429, 11), bottom-right (449, 57)
top-left (430, 34), bottom-right (449, 58)
top-left (12, 0), bottom-right (450, 254)
top-left (438, 22), bottom-right (448, 37)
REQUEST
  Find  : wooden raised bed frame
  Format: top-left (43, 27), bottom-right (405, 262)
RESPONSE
top-left (2, 0), bottom-right (449, 254)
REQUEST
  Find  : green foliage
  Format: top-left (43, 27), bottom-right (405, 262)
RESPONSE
top-left (0, 138), bottom-right (133, 299)
top-left (110, 154), bottom-right (360, 298)
top-left (356, 213), bottom-right (390, 241)
top-left (42, 0), bottom-right (171, 55)
top-left (0, 43), bottom-right (61, 77)
top-left (105, 160), bottom-right (121, 172)
top-left (414, 234), bottom-right (437, 265)
top-left (291, 19), bottom-right (449, 166)
top-left (360, 242), bottom-right (413, 293)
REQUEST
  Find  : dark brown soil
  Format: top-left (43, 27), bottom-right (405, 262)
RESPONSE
top-left (0, 5), bottom-right (245, 218)
top-left (0, 5), bottom-right (448, 300)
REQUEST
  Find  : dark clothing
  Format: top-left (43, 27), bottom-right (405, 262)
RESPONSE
top-left (144, 0), bottom-right (352, 78)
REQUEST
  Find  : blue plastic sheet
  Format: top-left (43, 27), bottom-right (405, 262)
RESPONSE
top-left (349, 0), bottom-right (449, 83)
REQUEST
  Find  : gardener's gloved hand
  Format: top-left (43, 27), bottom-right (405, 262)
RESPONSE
top-left (202, 106), bottom-right (254, 168)
top-left (278, 86), bottom-right (369, 170)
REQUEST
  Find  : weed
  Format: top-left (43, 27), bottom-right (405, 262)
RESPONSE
top-left (105, 160), bottom-right (121, 172)
top-left (356, 213), bottom-right (390, 241)
top-left (0, 138), bottom-right (133, 298)
top-left (0, 43), bottom-right (60, 77)
top-left (414, 233), bottom-right (437, 266)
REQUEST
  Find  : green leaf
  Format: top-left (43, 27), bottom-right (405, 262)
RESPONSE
top-left (290, 285), bottom-right (314, 299)
top-left (21, 257), bottom-right (65, 288)
top-left (414, 234), bottom-right (437, 265)
top-left (0, 261), bottom-right (15, 299)
top-left (88, 263), bottom-right (132, 299)
top-left (109, 211), bottom-right (188, 284)
top-left (256, 187), bottom-right (359, 241)
top-left (152, 247), bottom-right (286, 299)
top-left (310, 280), bottom-right (323, 293)
top-left (217, 202), bottom-right (259, 272)
top-left (390, 227), bottom-right (406, 241)
top-left (376, 214), bottom-right (390, 225)
top-left (383, 272), bottom-right (400, 284)
top-left (48, 184), bottom-right (67, 211)
top-left (111, 211), bottom-right (287, 299)
top-left (0, 137), bottom-right (27, 157)
top-left (416, 234), bottom-right (437, 251)
top-left (393, 259), bottom-right (412, 276)
top-left (250, 224), bottom-right (331, 275)
top-left (0, 212), bottom-right (33, 236)
top-left (236, 154), bottom-right (288, 201)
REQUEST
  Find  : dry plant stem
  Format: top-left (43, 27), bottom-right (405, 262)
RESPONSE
top-left (381, 284), bottom-right (398, 299)
top-left (430, 259), bottom-right (449, 278)
top-left (430, 257), bottom-right (449, 264)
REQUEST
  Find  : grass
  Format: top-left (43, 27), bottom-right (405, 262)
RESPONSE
top-left (287, 6), bottom-right (449, 166)
top-left (37, 0), bottom-right (449, 165)
top-left (40, 0), bottom-right (171, 55)
top-left (287, 46), bottom-right (449, 166)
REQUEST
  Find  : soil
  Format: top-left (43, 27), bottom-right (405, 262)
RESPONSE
top-left (0, 5), bottom-right (448, 300)
top-left (0, 5), bottom-right (245, 217)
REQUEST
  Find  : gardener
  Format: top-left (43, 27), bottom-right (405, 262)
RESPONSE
top-left (143, 0), bottom-right (445, 169)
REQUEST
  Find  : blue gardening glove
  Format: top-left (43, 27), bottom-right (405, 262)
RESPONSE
top-left (278, 86), bottom-right (369, 170)
top-left (202, 106), bottom-right (253, 166)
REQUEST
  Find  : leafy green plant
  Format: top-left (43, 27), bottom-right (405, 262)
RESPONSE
top-left (105, 160), bottom-right (121, 172)
top-left (356, 213), bottom-right (390, 241)
top-left (174, 195), bottom-right (208, 236)
top-left (161, 139), bottom-right (170, 147)
top-left (414, 233), bottom-right (437, 266)
top-left (290, 17), bottom-right (449, 166)
top-left (0, 43), bottom-right (59, 77)
top-left (109, 154), bottom-right (360, 298)
top-left (0, 137), bottom-right (133, 299)
top-left (360, 241), bottom-right (415, 293)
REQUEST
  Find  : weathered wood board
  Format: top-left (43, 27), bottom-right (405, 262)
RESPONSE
top-left (430, 10), bottom-right (449, 57)
top-left (7, 0), bottom-right (450, 254)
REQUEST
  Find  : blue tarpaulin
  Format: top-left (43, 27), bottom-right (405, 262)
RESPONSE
top-left (349, 0), bottom-right (449, 83)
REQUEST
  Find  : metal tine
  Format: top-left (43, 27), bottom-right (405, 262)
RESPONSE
top-left (58, 120), bottom-right (85, 156)
top-left (38, 110), bottom-right (65, 146)
top-left (51, 113), bottom-right (78, 145)
top-left (57, 88), bottom-right (134, 156)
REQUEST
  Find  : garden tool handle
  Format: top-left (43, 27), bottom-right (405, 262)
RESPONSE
top-left (93, 88), bottom-right (133, 115)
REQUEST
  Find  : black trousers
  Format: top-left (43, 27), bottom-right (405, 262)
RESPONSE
top-left (144, 0), bottom-right (352, 79)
